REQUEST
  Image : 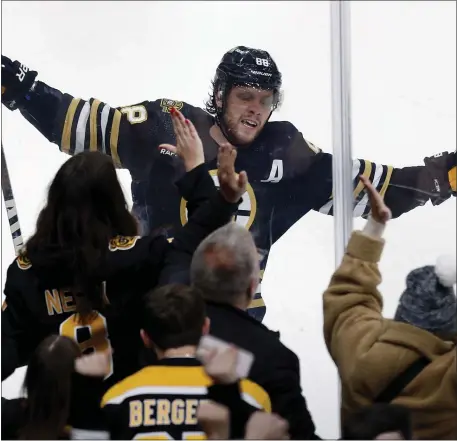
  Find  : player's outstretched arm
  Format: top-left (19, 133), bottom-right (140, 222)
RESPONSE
top-left (283, 129), bottom-right (455, 219)
top-left (308, 148), bottom-right (456, 219)
top-left (382, 150), bottom-right (456, 217)
top-left (1, 54), bottom-right (137, 169)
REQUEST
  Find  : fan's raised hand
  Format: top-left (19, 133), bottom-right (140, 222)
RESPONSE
top-left (360, 174), bottom-right (392, 224)
top-left (217, 144), bottom-right (247, 204)
top-left (159, 107), bottom-right (204, 172)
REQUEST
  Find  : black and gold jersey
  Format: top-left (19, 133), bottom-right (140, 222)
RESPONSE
top-left (1, 164), bottom-right (239, 390)
top-left (13, 79), bottom-right (455, 321)
top-left (101, 358), bottom-right (271, 440)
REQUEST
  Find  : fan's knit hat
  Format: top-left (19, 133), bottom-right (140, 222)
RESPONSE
top-left (394, 255), bottom-right (457, 335)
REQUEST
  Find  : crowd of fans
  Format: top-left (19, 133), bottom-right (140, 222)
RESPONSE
top-left (1, 109), bottom-right (456, 440)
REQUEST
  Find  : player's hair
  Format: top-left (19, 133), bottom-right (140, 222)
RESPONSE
top-left (20, 335), bottom-right (81, 440)
top-left (204, 79), bottom-right (218, 116)
top-left (341, 403), bottom-right (413, 440)
top-left (142, 283), bottom-right (206, 350)
top-left (23, 151), bottom-right (138, 318)
top-left (190, 223), bottom-right (259, 306)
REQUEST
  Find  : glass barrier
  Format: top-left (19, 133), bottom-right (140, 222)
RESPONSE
top-left (1, 2), bottom-right (339, 436)
top-left (6, 2), bottom-right (454, 439)
top-left (339, 1), bottom-right (455, 435)
top-left (350, 1), bottom-right (455, 317)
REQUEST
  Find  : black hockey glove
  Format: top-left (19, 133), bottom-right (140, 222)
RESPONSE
top-left (423, 150), bottom-right (456, 204)
top-left (1, 55), bottom-right (38, 111)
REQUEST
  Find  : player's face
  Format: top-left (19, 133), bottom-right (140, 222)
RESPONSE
top-left (223, 86), bottom-right (274, 145)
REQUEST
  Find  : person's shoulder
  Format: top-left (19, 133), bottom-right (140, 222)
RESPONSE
top-left (106, 234), bottom-right (169, 274)
top-left (237, 310), bottom-right (297, 358)
top-left (205, 303), bottom-right (299, 370)
top-left (9, 252), bottom-right (32, 271)
top-left (101, 366), bottom-right (149, 407)
top-left (107, 235), bottom-right (143, 252)
top-left (263, 120), bottom-right (299, 136)
top-left (4, 252), bottom-right (34, 291)
top-left (108, 234), bottom-right (170, 252)
top-left (259, 120), bottom-right (308, 157)
top-left (248, 319), bottom-right (299, 365)
top-left (145, 98), bottom-right (210, 119)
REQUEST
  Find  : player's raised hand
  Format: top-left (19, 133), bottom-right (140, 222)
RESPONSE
top-left (2, 55), bottom-right (38, 111)
top-left (159, 107), bottom-right (204, 172)
top-left (217, 143), bottom-right (247, 203)
top-left (360, 174), bottom-right (392, 224)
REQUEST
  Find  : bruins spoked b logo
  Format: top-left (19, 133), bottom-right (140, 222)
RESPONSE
top-left (108, 235), bottom-right (140, 251)
top-left (180, 170), bottom-right (257, 229)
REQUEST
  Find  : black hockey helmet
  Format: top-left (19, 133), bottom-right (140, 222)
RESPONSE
top-left (216, 46), bottom-right (282, 92)
top-left (209, 46), bottom-right (283, 145)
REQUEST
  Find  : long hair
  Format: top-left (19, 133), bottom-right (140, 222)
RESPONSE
top-left (20, 335), bottom-right (81, 440)
top-left (24, 151), bottom-right (138, 317)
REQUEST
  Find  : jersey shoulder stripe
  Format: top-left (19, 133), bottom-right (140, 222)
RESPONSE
top-left (101, 365), bottom-right (271, 412)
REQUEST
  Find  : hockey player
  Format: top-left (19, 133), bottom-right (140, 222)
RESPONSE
top-left (1, 110), bottom-right (246, 393)
top-left (2, 48), bottom-right (456, 321)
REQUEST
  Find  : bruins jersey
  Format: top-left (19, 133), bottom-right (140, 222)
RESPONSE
top-left (1, 236), bottom-right (154, 386)
top-left (1, 237), bottom-right (154, 434)
top-left (2, 165), bottom-right (240, 386)
top-left (101, 358), bottom-right (271, 440)
top-left (15, 80), bottom-right (455, 321)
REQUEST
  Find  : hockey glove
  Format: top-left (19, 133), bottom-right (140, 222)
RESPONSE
top-left (1, 55), bottom-right (37, 111)
top-left (423, 150), bottom-right (456, 204)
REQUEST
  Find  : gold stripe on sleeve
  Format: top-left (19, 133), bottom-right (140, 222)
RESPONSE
top-left (379, 165), bottom-right (394, 198)
top-left (352, 160), bottom-right (373, 201)
top-left (60, 98), bottom-right (81, 154)
top-left (109, 109), bottom-right (122, 168)
top-left (90, 99), bottom-right (102, 151)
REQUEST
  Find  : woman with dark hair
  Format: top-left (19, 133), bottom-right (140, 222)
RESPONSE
top-left (2, 108), bottom-right (248, 435)
top-left (2, 335), bottom-right (88, 439)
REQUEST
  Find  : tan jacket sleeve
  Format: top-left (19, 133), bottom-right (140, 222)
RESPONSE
top-left (323, 230), bottom-right (387, 374)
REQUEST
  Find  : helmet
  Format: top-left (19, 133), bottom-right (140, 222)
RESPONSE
top-left (215, 46), bottom-right (282, 92)
top-left (210, 46), bottom-right (283, 145)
